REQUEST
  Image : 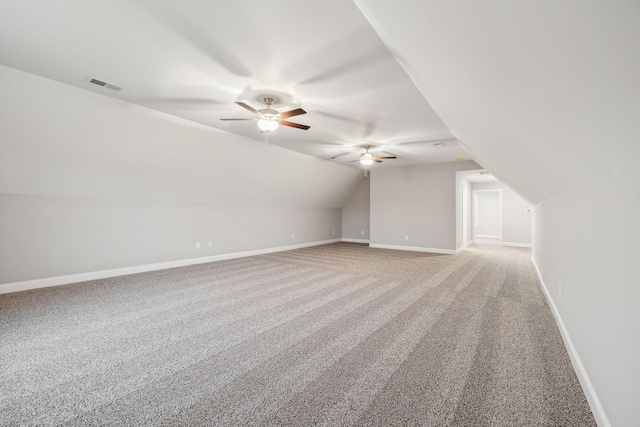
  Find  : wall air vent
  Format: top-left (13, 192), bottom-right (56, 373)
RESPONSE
top-left (479, 171), bottom-right (491, 175)
top-left (88, 77), bottom-right (122, 91)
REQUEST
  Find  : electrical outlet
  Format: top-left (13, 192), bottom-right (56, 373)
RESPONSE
top-left (195, 242), bottom-right (200, 249)
top-left (332, 230), bottom-right (335, 235)
top-left (361, 230), bottom-right (364, 235)
top-left (208, 242), bottom-right (212, 248)
top-left (405, 235), bottom-right (409, 241)
top-left (291, 234), bottom-right (295, 239)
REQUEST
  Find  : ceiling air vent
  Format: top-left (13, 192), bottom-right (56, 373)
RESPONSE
top-left (432, 142), bottom-right (445, 147)
top-left (88, 77), bottom-right (122, 91)
top-left (479, 171), bottom-right (491, 175)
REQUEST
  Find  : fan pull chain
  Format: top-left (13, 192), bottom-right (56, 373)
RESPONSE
top-left (264, 133), bottom-right (270, 151)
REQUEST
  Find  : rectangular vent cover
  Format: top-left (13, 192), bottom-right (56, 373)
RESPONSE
top-left (89, 78), bottom-right (121, 91)
top-left (479, 171), bottom-right (491, 175)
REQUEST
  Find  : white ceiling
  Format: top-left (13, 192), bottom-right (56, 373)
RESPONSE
top-left (354, 0), bottom-right (640, 203)
top-left (3, 1), bottom-right (637, 205)
top-left (458, 170), bottom-right (499, 184)
top-left (0, 0), bottom-right (468, 172)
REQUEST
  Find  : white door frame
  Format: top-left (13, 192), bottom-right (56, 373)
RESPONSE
top-left (472, 189), bottom-right (503, 244)
top-left (462, 183), bottom-right (469, 247)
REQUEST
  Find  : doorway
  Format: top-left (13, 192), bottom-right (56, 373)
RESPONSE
top-left (473, 189), bottom-right (502, 245)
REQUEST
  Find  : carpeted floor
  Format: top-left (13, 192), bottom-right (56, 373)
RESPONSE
top-left (0, 243), bottom-right (595, 426)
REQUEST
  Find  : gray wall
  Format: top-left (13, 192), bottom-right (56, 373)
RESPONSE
top-left (0, 194), bottom-right (341, 283)
top-left (471, 182), bottom-right (532, 245)
top-left (0, 65), bottom-right (360, 285)
top-left (371, 161), bottom-right (480, 251)
top-left (341, 177), bottom-right (370, 240)
top-left (533, 158), bottom-right (640, 426)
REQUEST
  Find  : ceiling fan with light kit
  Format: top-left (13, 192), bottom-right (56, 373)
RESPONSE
top-left (350, 145), bottom-right (396, 166)
top-left (331, 144), bottom-right (397, 177)
top-left (221, 97), bottom-right (310, 133)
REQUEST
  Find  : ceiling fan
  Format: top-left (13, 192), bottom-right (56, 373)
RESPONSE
top-left (220, 97), bottom-right (310, 133)
top-left (350, 145), bottom-right (396, 166)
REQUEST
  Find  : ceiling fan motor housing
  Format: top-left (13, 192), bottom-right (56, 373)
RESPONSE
top-left (258, 108), bottom-right (280, 120)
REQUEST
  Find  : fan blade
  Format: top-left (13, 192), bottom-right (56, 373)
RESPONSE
top-left (280, 108), bottom-right (307, 119)
top-left (280, 120), bottom-right (310, 130)
top-left (374, 156), bottom-right (396, 160)
top-left (330, 152), bottom-right (352, 159)
top-left (235, 101), bottom-right (258, 114)
top-left (220, 118), bottom-right (255, 121)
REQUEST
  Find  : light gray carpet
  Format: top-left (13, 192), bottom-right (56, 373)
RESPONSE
top-left (0, 243), bottom-right (595, 426)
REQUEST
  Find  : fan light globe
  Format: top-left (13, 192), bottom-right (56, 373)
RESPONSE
top-left (360, 152), bottom-right (374, 166)
top-left (257, 119), bottom-right (279, 132)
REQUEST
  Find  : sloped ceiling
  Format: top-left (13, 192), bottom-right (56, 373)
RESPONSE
top-left (2, 1), bottom-right (637, 205)
top-left (0, 64), bottom-right (362, 207)
top-left (0, 0), bottom-right (467, 172)
top-left (354, 0), bottom-right (640, 203)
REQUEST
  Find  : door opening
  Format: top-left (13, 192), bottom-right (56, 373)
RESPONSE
top-left (473, 189), bottom-right (502, 245)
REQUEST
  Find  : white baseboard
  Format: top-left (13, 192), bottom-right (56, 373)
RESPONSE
top-left (456, 240), bottom-right (474, 253)
top-left (0, 238), bottom-right (342, 295)
top-left (341, 238), bottom-right (370, 244)
top-left (530, 256), bottom-right (610, 427)
top-left (502, 242), bottom-right (533, 248)
top-left (369, 243), bottom-right (455, 255)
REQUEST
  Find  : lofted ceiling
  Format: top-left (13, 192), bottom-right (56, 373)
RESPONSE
top-left (3, 1), bottom-right (636, 205)
top-left (0, 0), bottom-right (468, 172)
top-left (354, 0), bottom-right (640, 203)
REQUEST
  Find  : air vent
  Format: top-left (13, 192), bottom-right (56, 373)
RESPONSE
top-left (89, 78), bottom-right (106, 86)
top-left (88, 77), bottom-right (122, 91)
top-left (479, 171), bottom-right (491, 175)
top-left (432, 142), bottom-right (445, 147)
